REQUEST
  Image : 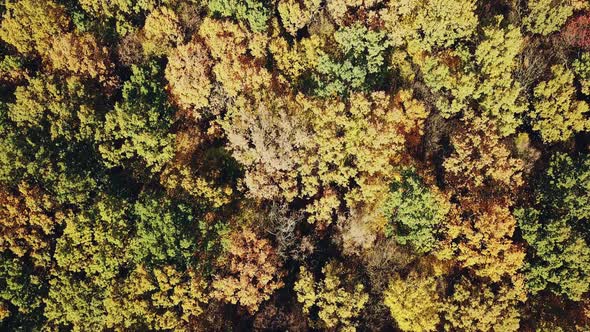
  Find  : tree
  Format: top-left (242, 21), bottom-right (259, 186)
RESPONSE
top-left (516, 153), bottom-right (590, 300)
top-left (573, 52), bottom-right (590, 96)
top-left (313, 23), bottom-right (390, 97)
top-left (44, 272), bottom-right (107, 331)
top-left (98, 62), bottom-right (176, 175)
top-left (414, 50), bottom-right (478, 118)
top-left (278, 0), bottom-right (321, 36)
top-left (1, 79), bottom-right (103, 205)
top-left (0, 254), bottom-right (45, 327)
top-left (53, 195), bottom-right (131, 287)
top-left (104, 265), bottom-right (208, 331)
top-left (47, 32), bottom-right (115, 85)
top-left (207, 0), bottom-right (270, 32)
top-left (382, 169), bottom-right (450, 254)
top-left (442, 276), bottom-right (526, 332)
top-left (269, 34), bottom-right (325, 83)
top-left (538, 153), bottom-right (590, 221)
top-left (444, 118), bottom-right (524, 198)
top-left (530, 65), bottom-right (589, 143)
top-left (141, 7), bottom-right (183, 57)
top-left (562, 13), bottom-right (590, 50)
top-left (411, 21), bottom-right (527, 133)
top-left (0, 183), bottom-right (58, 268)
top-left (165, 40), bottom-right (213, 117)
top-left (159, 128), bottom-right (237, 209)
top-left (523, 0), bottom-right (576, 36)
top-left (415, 0), bottom-right (478, 50)
top-left (294, 262), bottom-right (369, 331)
top-left (474, 22), bottom-right (528, 136)
top-left (78, 0), bottom-right (158, 18)
top-left (77, 0), bottom-right (165, 35)
top-left (211, 229), bottom-right (284, 313)
top-left (9, 75), bottom-right (100, 142)
top-left (219, 90), bottom-right (310, 201)
top-left (0, 55), bottom-right (27, 85)
top-left (383, 271), bottom-right (441, 332)
top-left (129, 192), bottom-right (199, 267)
top-left (0, 0), bottom-right (69, 55)
top-left (443, 202), bottom-right (526, 282)
top-left (518, 208), bottom-right (590, 301)
top-left (198, 18), bottom-right (271, 98)
top-left (220, 89), bottom-right (428, 224)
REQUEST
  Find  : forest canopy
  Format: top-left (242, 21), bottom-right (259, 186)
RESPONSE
top-left (1, 0), bottom-right (590, 331)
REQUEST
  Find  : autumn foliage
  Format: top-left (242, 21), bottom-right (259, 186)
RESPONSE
top-left (0, 0), bottom-right (590, 330)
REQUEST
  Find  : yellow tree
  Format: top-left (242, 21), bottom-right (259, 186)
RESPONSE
top-left (47, 32), bottom-right (115, 86)
top-left (442, 276), bottom-right (526, 332)
top-left (0, 183), bottom-right (58, 267)
top-left (294, 262), bottom-right (369, 331)
top-left (474, 22), bottom-right (528, 136)
top-left (199, 18), bottom-right (271, 98)
top-left (104, 265), bottom-right (208, 330)
top-left (141, 7), bottom-right (183, 57)
top-left (159, 128), bottom-right (234, 209)
top-left (443, 117), bottom-right (524, 198)
top-left (278, 0), bottom-right (321, 36)
top-left (383, 271), bottom-right (441, 332)
top-left (165, 40), bottom-right (213, 118)
top-left (530, 65), bottom-right (589, 143)
top-left (415, 0), bottom-right (478, 50)
top-left (523, 0), bottom-right (577, 35)
top-left (0, 0), bottom-right (69, 56)
top-left (442, 202), bottom-right (525, 282)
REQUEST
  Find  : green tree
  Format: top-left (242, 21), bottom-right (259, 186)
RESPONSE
top-left (129, 191), bottom-right (198, 267)
top-left (98, 62), bottom-right (176, 175)
top-left (313, 23), bottom-right (390, 97)
top-left (1, 75), bottom-right (104, 205)
top-left (516, 153), bottom-right (590, 300)
top-left (207, 0), bottom-right (270, 32)
top-left (573, 52), bottom-right (590, 96)
top-left (382, 169), bottom-right (450, 254)
top-left (518, 208), bottom-right (590, 301)
top-left (0, 254), bottom-right (45, 327)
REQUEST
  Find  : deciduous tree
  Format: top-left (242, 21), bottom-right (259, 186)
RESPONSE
top-left (165, 40), bottom-right (213, 117)
top-left (0, 0), bottom-right (69, 55)
top-left (98, 62), bottom-right (175, 175)
top-left (530, 65), bottom-right (589, 143)
top-left (294, 262), bottom-right (369, 331)
top-left (382, 169), bottom-right (450, 254)
top-left (211, 229), bottom-right (284, 313)
top-left (383, 271), bottom-right (441, 332)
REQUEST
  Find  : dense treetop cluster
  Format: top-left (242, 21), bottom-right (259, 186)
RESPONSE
top-left (0, 0), bottom-right (590, 330)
